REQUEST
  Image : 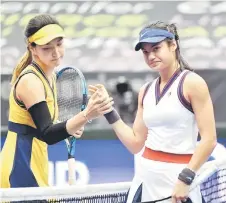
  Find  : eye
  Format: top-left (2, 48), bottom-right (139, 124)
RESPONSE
top-left (57, 42), bottom-right (63, 47)
top-left (42, 47), bottom-right (51, 51)
top-left (142, 50), bottom-right (148, 54)
top-left (153, 46), bottom-right (160, 52)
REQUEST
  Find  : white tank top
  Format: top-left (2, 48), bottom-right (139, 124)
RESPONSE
top-left (143, 69), bottom-right (198, 154)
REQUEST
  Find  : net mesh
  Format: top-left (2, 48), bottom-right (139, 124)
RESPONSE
top-left (1, 168), bottom-right (226, 203)
top-left (0, 182), bottom-right (130, 203)
top-left (201, 168), bottom-right (226, 203)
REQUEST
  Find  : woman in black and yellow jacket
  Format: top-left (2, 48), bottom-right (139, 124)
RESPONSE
top-left (0, 14), bottom-right (113, 188)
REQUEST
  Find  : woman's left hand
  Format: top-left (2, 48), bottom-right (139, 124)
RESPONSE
top-left (171, 180), bottom-right (190, 203)
top-left (73, 127), bottom-right (84, 138)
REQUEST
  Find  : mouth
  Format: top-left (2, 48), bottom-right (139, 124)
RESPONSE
top-left (52, 57), bottom-right (61, 61)
top-left (149, 61), bottom-right (160, 67)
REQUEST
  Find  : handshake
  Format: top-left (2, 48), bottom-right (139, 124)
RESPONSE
top-left (83, 84), bottom-right (120, 124)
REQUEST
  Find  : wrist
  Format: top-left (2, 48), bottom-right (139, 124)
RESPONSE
top-left (178, 168), bottom-right (196, 185)
top-left (104, 108), bottom-right (120, 124)
top-left (82, 110), bottom-right (92, 123)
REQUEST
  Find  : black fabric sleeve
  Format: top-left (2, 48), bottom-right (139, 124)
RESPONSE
top-left (28, 101), bottom-right (71, 145)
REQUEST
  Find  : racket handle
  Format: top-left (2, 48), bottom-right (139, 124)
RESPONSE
top-left (68, 157), bottom-right (76, 185)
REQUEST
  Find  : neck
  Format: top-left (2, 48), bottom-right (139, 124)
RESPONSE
top-left (159, 61), bottom-right (180, 83)
top-left (33, 57), bottom-right (54, 78)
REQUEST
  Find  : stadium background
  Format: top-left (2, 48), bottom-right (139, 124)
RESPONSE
top-left (1, 1), bottom-right (226, 186)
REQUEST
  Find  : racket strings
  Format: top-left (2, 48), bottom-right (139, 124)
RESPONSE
top-left (57, 69), bottom-right (83, 122)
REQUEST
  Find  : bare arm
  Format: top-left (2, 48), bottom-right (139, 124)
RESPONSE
top-left (17, 74), bottom-right (112, 142)
top-left (110, 85), bottom-right (148, 154)
top-left (184, 73), bottom-right (217, 172)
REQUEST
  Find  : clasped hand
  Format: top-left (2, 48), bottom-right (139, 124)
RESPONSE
top-left (84, 84), bottom-right (113, 120)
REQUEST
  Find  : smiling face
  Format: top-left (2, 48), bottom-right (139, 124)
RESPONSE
top-left (141, 40), bottom-right (177, 72)
top-left (30, 37), bottom-right (65, 69)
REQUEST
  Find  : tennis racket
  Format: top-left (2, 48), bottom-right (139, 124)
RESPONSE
top-left (138, 158), bottom-right (226, 203)
top-left (56, 66), bottom-right (88, 185)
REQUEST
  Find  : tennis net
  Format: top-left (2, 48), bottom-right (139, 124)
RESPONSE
top-left (0, 182), bottom-right (130, 203)
top-left (0, 164), bottom-right (225, 203)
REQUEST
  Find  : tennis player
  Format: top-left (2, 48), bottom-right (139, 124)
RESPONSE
top-left (90, 21), bottom-right (217, 203)
top-left (0, 14), bottom-right (113, 188)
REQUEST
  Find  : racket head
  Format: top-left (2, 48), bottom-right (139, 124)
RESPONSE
top-left (56, 66), bottom-right (88, 122)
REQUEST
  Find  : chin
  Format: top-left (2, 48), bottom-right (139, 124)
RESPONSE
top-left (53, 59), bottom-right (62, 67)
top-left (150, 64), bottom-right (166, 72)
top-left (149, 64), bottom-right (161, 71)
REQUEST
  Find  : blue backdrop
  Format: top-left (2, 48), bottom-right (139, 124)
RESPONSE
top-left (0, 137), bottom-right (134, 186)
top-left (1, 136), bottom-right (226, 186)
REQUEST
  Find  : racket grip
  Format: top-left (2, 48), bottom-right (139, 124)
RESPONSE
top-left (68, 157), bottom-right (76, 185)
top-left (68, 153), bottom-right (75, 159)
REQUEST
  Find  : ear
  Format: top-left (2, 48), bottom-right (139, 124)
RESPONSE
top-left (28, 44), bottom-right (37, 56)
top-left (170, 40), bottom-right (177, 52)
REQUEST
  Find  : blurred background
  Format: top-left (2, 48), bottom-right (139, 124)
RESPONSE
top-left (1, 0), bottom-right (226, 186)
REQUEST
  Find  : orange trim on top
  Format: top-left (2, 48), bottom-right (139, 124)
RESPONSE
top-left (142, 147), bottom-right (192, 164)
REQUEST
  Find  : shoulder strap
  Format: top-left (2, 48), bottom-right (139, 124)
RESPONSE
top-left (13, 70), bottom-right (47, 109)
top-left (142, 82), bottom-right (152, 106)
top-left (177, 70), bottom-right (193, 113)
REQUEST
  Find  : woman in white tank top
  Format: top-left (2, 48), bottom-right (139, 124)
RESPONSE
top-left (89, 21), bottom-right (217, 203)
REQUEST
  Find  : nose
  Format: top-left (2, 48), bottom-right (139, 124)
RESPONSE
top-left (148, 52), bottom-right (155, 61)
top-left (52, 47), bottom-right (60, 58)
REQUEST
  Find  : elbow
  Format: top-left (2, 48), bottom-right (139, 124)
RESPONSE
top-left (129, 143), bottom-right (145, 155)
top-left (201, 137), bottom-right (217, 151)
top-left (129, 149), bottom-right (138, 155)
top-left (211, 139), bottom-right (217, 150)
top-left (131, 148), bottom-right (142, 155)
top-left (38, 131), bottom-right (59, 145)
top-left (45, 140), bottom-right (57, 145)
top-left (41, 137), bottom-right (57, 145)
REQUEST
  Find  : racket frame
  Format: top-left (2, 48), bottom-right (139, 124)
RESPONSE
top-left (56, 66), bottom-right (88, 185)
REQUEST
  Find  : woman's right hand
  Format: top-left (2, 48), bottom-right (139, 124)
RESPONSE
top-left (83, 89), bottom-right (114, 120)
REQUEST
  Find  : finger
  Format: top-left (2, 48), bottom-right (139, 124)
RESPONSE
top-left (88, 85), bottom-right (98, 91)
top-left (181, 196), bottom-right (189, 203)
top-left (76, 127), bottom-right (84, 134)
top-left (176, 196), bottom-right (184, 202)
top-left (88, 86), bottom-right (98, 95)
top-left (94, 95), bottom-right (108, 104)
top-left (90, 89), bottom-right (101, 99)
top-left (88, 89), bottom-right (96, 96)
top-left (95, 84), bottom-right (105, 88)
top-left (75, 129), bottom-right (83, 134)
top-left (171, 197), bottom-right (177, 203)
top-left (99, 101), bottom-right (114, 112)
top-left (98, 97), bottom-right (113, 108)
top-left (89, 84), bottom-right (99, 88)
top-left (99, 99), bottom-right (114, 110)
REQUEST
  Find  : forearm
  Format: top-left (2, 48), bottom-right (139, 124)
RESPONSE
top-left (187, 135), bottom-right (217, 172)
top-left (66, 111), bottom-right (88, 135)
top-left (29, 101), bottom-right (87, 145)
top-left (111, 120), bottom-right (142, 154)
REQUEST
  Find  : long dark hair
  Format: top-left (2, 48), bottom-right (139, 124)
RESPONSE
top-left (11, 14), bottom-right (63, 84)
top-left (142, 21), bottom-right (193, 71)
